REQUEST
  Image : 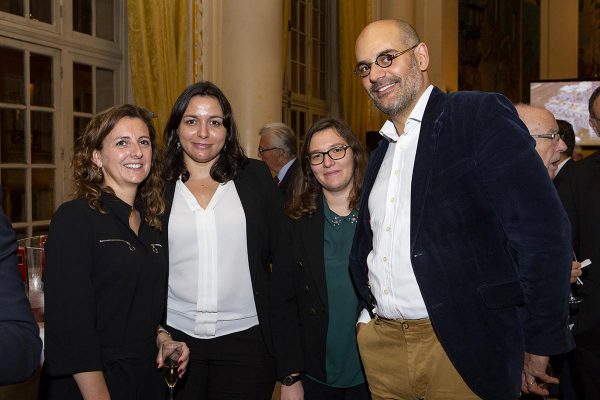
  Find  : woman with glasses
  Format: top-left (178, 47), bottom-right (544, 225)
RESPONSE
top-left (271, 119), bottom-right (370, 400)
top-left (161, 81), bottom-right (282, 399)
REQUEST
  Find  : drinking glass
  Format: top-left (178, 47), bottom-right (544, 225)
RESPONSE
top-left (536, 363), bottom-right (554, 400)
top-left (570, 253), bottom-right (583, 305)
top-left (162, 342), bottom-right (183, 400)
top-left (26, 246), bottom-right (45, 323)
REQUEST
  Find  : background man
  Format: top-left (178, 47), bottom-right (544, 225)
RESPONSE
top-left (553, 119), bottom-right (576, 189)
top-left (558, 86), bottom-right (600, 398)
top-left (258, 122), bottom-right (298, 200)
top-left (350, 19), bottom-right (573, 400)
top-left (514, 104), bottom-right (567, 179)
top-left (0, 188), bottom-right (42, 385)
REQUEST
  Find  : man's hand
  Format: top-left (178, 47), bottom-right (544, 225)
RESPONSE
top-left (570, 261), bottom-right (582, 284)
top-left (280, 380), bottom-right (304, 400)
top-left (521, 353), bottom-right (558, 396)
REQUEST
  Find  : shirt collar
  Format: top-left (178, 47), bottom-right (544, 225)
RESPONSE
top-left (277, 158), bottom-right (296, 181)
top-left (379, 84), bottom-right (434, 142)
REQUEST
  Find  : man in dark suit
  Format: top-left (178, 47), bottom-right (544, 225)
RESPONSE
top-left (0, 188), bottom-right (42, 385)
top-left (258, 122), bottom-right (298, 202)
top-left (350, 20), bottom-right (573, 400)
top-left (553, 119), bottom-right (576, 190)
top-left (558, 86), bottom-right (600, 398)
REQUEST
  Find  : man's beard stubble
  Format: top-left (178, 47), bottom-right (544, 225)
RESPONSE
top-left (369, 57), bottom-right (422, 118)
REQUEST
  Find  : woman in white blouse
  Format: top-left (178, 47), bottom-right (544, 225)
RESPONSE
top-left (160, 81), bottom-right (282, 400)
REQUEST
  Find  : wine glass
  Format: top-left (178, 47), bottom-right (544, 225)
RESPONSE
top-left (535, 363), bottom-right (554, 400)
top-left (570, 252), bottom-right (583, 305)
top-left (162, 342), bottom-right (183, 400)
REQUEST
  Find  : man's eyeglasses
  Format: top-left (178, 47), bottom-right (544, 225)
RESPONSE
top-left (307, 145), bottom-right (351, 166)
top-left (258, 147), bottom-right (280, 156)
top-left (354, 44), bottom-right (419, 78)
top-left (531, 132), bottom-right (561, 142)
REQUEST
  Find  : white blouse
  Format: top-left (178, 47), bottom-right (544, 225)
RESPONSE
top-left (166, 179), bottom-right (258, 338)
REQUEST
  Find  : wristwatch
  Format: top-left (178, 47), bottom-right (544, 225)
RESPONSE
top-left (279, 374), bottom-right (302, 386)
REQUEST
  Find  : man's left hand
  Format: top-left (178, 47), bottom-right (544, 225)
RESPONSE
top-left (521, 353), bottom-right (558, 396)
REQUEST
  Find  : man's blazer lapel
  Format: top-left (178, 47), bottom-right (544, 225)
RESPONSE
top-left (411, 88), bottom-right (446, 248)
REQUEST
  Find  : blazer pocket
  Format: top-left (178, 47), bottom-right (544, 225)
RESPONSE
top-left (477, 280), bottom-right (525, 309)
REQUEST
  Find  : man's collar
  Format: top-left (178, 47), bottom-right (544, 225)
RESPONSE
top-left (554, 157), bottom-right (571, 176)
top-left (379, 84), bottom-right (434, 142)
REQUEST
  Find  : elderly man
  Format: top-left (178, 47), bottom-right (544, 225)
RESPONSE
top-left (349, 19), bottom-right (573, 400)
top-left (258, 123), bottom-right (298, 199)
top-left (515, 104), bottom-right (567, 179)
top-left (558, 86), bottom-right (600, 398)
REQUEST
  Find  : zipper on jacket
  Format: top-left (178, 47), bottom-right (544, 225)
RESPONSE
top-left (98, 239), bottom-right (135, 251)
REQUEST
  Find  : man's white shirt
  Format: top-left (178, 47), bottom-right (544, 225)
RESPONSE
top-left (359, 85), bottom-right (434, 323)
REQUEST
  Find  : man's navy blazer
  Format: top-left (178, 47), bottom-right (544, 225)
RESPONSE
top-left (0, 188), bottom-right (41, 384)
top-left (349, 88), bottom-right (574, 400)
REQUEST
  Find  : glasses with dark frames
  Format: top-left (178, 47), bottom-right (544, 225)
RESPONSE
top-left (354, 44), bottom-right (419, 78)
top-left (307, 145), bottom-right (351, 165)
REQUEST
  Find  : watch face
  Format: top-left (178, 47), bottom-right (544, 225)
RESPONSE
top-left (282, 376), bottom-right (294, 386)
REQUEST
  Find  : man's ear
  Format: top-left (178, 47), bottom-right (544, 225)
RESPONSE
top-left (415, 43), bottom-right (429, 71)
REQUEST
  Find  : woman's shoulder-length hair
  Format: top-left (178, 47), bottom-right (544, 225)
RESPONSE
top-left (163, 81), bottom-right (247, 183)
top-left (71, 104), bottom-right (165, 230)
top-left (286, 118), bottom-right (366, 219)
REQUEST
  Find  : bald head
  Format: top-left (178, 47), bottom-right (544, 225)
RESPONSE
top-left (515, 104), bottom-right (557, 136)
top-left (515, 104), bottom-right (565, 178)
top-left (356, 20), bottom-right (420, 53)
top-left (355, 19), bottom-right (430, 123)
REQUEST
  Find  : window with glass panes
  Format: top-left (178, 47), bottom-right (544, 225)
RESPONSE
top-left (283, 0), bottom-right (334, 152)
top-left (0, 0), bottom-right (124, 238)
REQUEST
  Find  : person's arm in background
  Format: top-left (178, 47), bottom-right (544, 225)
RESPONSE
top-left (0, 188), bottom-right (42, 385)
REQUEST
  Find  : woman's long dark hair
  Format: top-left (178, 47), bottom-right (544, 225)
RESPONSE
top-left (72, 104), bottom-right (165, 230)
top-left (286, 118), bottom-right (366, 219)
top-left (163, 81), bottom-right (247, 182)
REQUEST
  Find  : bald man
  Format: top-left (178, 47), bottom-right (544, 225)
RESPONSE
top-left (349, 19), bottom-right (573, 400)
top-left (515, 104), bottom-right (567, 179)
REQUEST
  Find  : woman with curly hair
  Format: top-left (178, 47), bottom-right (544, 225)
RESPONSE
top-left (43, 104), bottom-right (189, 399)
top-left (160, 81), bottom-right (282, 399)
top-left (271, 118), bottom-right (370, 400)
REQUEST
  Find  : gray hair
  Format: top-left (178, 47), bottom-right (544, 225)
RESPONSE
top-left (259, 122), bottom-right (296, 158)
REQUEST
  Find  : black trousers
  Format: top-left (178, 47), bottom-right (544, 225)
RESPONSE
top-left (303, 376), bottom-right (371, 400)
top-left (168, 325), bottom-right (275, 400)
top-left (570, 345), bottom-right (600, 399)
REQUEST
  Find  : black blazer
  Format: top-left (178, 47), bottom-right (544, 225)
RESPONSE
top-left (557, 151), bottom-right (600, 349)
top-left (161, 159), bottom-right (282, 354)
top-left (0, 188), bottom-right (41, 384)
top-left (278, 159), bottom-right (299, 203)
top-left (349, 87), bottom-right (574, 400)
top-left (271, 198), bottom-right (329, 380)
top-left (553, 157), bottom-right (574, 191)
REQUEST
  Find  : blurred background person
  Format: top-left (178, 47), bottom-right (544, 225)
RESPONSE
top-left (43, 104), bottom-right (188, 400)
top-left (0, 187), bottom-right (41, 386)
top-left (553, 119), bottom-right (576, 190)
top-left (162, 81), bottom-right (282, 400)
top-left (271, 119), bottom-right (370, 400)
top-left (258, 122), bottom-right (298, 201)
top-left (558, 85), bottom-right (600, 399)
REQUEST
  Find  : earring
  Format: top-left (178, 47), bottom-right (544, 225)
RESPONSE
top-left (176, 142), bottom-right (181, 150)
